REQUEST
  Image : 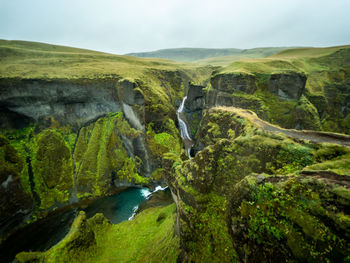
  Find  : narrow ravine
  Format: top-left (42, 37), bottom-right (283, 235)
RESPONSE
top-left (177, 96), bottom-right (194, 157)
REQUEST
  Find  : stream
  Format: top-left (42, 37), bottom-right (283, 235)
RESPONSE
top-left (0, 97), bottom-right (191, 262)
top-left (0, 187), bottom-right (167, 263)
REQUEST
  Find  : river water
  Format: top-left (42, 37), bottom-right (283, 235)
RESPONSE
top-left (0, 98), bottom-right (190, 262)
top-left (1, 187), bottom-right (156, 263)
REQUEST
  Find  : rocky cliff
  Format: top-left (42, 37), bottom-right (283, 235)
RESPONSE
top-left (164, 107), bottom-right (350, 262)
top-left (202, 47), bottom-right (350, 134)
top-left (0, 40), bottom-right (212, 241)
top-left (2, 41), bottom-right (350, 263)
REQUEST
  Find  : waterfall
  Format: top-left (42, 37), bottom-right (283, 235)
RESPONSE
top-left (177, 96), bottom-right (193, 157)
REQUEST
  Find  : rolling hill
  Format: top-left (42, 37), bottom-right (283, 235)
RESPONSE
top-left (126, 47), bottom-right (290, 64)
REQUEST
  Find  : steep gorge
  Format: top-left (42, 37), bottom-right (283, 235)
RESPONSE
top-left (1, 41), bottom-right (350, 262)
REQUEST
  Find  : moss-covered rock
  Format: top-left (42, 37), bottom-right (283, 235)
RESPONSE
top-left (75, 112), bottom-right (144, 198)
top-left (15, 204), bottom-right (179, 263)
top-left (31, 129), bottom-right (74, 209)
top-left (166, 108), bottom-right (350, 262)
top-left (0, 135), bottom-right (33, 242)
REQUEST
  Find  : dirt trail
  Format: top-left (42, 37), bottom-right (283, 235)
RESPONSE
top-left (214, 107), bottom-right (350, 148)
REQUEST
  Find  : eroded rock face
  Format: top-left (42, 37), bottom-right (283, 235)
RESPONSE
top-left (183, 84), bottom-right (205, 139)
top-left (211, 73), bottom-right (257, 95)
top-left (207, 73), bottom-right (264, 115)
top-left (208, 73), bottom-right (256, 106)
top-left (0, 78), bottom-right (147, 128)
top-left (268, 72), bottom-right (307, 100)
top-left (185, 84), bottom-right (205, 112)
top-left (166, 108), bottom-right (350, 262)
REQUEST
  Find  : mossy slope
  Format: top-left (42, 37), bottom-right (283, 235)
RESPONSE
top-left (15, 204), bottom-right (179, 263)
top-left (206, 45), bottom-right (350, 134)
top-left (165, 108), bottom-right (350, 262)
top-left (0, 39), bottom-right (209, 241)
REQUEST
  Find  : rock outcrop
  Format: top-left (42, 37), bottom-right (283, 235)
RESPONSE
top-left (183, 84), bottom-right (205, 139)
top-left (268, 72), bottom-right (306, 100)
top-left (207, 72), bottom-right (257, 107)
top-left (165, 107), bottom-right (350, 262)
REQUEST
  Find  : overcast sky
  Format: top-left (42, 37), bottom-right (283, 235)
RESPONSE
top-left (1, 0), bottom-right (350, 54)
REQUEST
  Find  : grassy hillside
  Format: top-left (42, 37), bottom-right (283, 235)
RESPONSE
top-left (127, 47), bottom-right (288, 64)
top-left (219, 45), bottom-right (350, 78)
top-left (270, 45), bottom-right (350, 58)
top-left (210, 44), bottom-right (350, 134)
top-left (0, 40), bottom-right (210, 82)
top-left (194, 47), bottom-right (289, 66)
top-left (0, 39), bottom-right (213, 124)
top-left (127, 48), bottom-right (241, 62)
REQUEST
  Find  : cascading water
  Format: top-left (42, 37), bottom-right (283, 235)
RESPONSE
top-left (177, 96), bottom-right (194, 157)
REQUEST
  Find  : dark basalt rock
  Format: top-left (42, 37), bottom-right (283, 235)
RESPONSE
top-left (211, 73), bottom-right (257, 95)
top-left (0, 78), bottom-right (147, 129)
top-left (268, 72), bottom-right (307, 100)
top-left (183, 84), bottom-right (206, 140)
top-left (185, 84), bottom-right (205, 112)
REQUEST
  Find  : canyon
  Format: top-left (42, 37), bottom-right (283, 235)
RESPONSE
top-left (0, 40), bottom-right (350, 262)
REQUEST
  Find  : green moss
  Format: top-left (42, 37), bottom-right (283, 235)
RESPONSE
top-left (312, 144), bottom-right (350, 162)
top-left (31, 129), bottom-right (74, 209)
top-left (150, 168), bottom-right (164, 181)
top-left (0, 126), bottom-right (36, 195)
top-left (171, 106), bottom-right (350, 262)
top-left (75, 112), bottom-right (144, 198)
top-left (181, 194), bottom-right (237, 262)
top-left (146, 120), bottom-right (183, 160)
top-left (232, 179), bottom-right (350, 262)
top-left (305, 154), bottom-right (350, 175)
top-left (16, 204), bottom-right (179, 263)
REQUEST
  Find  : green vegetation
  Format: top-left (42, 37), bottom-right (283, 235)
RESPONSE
top-left (209, 45), bottom-right (350, 133)
top-left (0, 40), bottom-right (206, 80)
top-left (146, 119), bottom-right (183, 160)
top-left (167, 108), bottom-right (350, 262)
top-left (31, 129), bottom-right (74, 209)
top-left (194, 47), bottom-right (290, 66)
top-left (127, 47), bottom-right (288, 64)
top-left (15, 204), bottom-right (179, 263)
top-left (235, 178), bottom-right (350, 262)
top-left (2, 40), bottom-right (350, 263)
top-left (0, 39), bottom-right (212, 129)
top-left (0, 124), bottom-right (77, 211)
top-left (75, 112), bottom-right (144, 198)
top-left (179, 194), bottom-right (236, 262)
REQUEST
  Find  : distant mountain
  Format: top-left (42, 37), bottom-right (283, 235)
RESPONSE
top-left (126, 47), bottom-right (290, 64)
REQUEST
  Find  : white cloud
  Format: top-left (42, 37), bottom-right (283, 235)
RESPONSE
top-left (0, 0), bottom-right (349, 54)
